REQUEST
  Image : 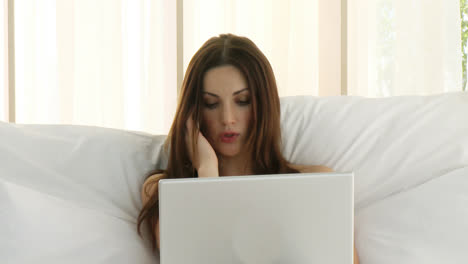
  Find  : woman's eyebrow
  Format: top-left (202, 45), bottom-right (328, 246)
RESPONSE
top-left (203, 92), bottom-right (219, 98)
top-left (233, 88), bottom-right (249, 95)
top-left (203, 88), bottom-right (249, 98)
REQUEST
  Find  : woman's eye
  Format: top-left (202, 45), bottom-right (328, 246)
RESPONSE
top-left (203, 102), bottom-right (218, 109)
top-left (237, 100), bottom-right (251, 106)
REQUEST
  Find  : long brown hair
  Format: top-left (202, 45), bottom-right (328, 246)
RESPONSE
top-left (137, 33), bottom-right (298, 251)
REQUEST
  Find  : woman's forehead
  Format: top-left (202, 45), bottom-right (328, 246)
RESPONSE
top-left (203, 65), bottom-right (248, 95)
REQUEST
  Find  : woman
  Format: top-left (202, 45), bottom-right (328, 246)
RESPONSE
top-left (138, 33), bottom-right (359, 263)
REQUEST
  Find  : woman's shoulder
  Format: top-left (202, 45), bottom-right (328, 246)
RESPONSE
top-left (288, 163), bottom-right (335, 173)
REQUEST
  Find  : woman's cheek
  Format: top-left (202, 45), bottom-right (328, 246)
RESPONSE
top-left (202, 118), bottom-right (216, 140)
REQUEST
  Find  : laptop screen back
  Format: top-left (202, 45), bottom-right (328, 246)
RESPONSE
top-left (158, 172), bottom-right (354, 264)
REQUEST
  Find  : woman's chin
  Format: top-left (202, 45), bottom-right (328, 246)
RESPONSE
top-left (217, 151), bottom-right (240, 158)
top-left (215, 147), bottom-right (242, 159)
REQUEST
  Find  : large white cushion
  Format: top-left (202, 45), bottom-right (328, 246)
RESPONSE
top-left (280, 92), bottom-right (468, 263)
top-left (0, 122), bottom-right (167, 264)
top-left (1, 91), bottom-right (467, 264)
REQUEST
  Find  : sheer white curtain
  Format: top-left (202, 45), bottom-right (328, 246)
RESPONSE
top-left (183, 0), bottom-right (321, 97)
top-left (13, 0), bottom-right (324, 132)
top-left (14, 0), bottom-right (177, 134)
top-left (348, 0), bottom-right (462, 97)
top-left (8, 0), bottom-right (464, 132)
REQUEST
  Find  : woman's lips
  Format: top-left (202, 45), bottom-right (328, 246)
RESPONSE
top-left (220, 132), bottom-right (239, 143)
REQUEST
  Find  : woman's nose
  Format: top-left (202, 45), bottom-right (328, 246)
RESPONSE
top-left (222, 106), bottom-right (235, 125)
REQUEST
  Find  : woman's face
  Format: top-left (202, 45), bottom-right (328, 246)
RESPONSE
top-left (201, 65), bottom-right (252, 159)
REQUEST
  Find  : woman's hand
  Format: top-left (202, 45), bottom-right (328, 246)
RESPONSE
top-left (185, 117), bottom-right (219, 177)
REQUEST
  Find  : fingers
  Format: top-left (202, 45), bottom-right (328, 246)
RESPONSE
top-left (185, 117), bottom-right (191, 146)
top-left (185, 115), bottom-right (198, 167)
top-left (185, 118), bottom-right (194, 150)
top-left (185, 115), bottom-right (200, 133)
top-left (184, 114), bottom-right (218, 173)
top-left (185, 115), bottom-right (192, 132)
top-left (185, 116), bottom-right (196, 146)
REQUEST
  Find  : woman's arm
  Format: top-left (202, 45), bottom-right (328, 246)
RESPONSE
top-left (354, 245), bottom-right (360, 264)
top-left (293, 164), bottom-right (360, 264)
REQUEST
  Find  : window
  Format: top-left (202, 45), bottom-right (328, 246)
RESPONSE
top-left (1, 0), bottom-right (466, 131)
top-left (0, 0), bottom-right (6, 122)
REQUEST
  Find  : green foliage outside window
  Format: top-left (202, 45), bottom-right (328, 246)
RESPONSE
top-left (461, 0), bottom-right (468, 90)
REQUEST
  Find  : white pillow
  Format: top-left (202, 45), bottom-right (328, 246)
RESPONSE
top-left (280, 92), bottom-right (468, 264)
top-left (355, 166), bottom-right (468, 263)
top-left (0, 122), bottom-right (167, 263)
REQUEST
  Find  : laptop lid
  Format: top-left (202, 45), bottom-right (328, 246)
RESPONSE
top-left (158, 172), bottom-right (354, 264)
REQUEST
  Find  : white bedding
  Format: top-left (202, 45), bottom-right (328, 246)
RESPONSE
top-left (0, 123), bottom-right (165, 264)
top-left (1, 92), bottom-right (467, 264)
top-left (0, 179), bottom-right (156, 264)
top-left (280, 92), bottom-right (468, 263)
top-left (355, 166), bottom-right (468, 263)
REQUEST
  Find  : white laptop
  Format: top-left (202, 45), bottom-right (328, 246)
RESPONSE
top-left (158, 172), bottom-right (354, 264)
